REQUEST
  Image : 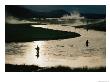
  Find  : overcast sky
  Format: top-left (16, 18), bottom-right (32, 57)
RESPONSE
top-left (22, 5), bottom-right (106, 14)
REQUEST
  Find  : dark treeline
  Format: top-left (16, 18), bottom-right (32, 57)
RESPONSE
top-left (5, 64), bottom-right (106, 72)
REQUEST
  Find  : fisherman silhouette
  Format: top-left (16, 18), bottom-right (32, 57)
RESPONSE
top-left (35, 45), bottom-right (40, 58)
top-left (86, 27), bottom-right (88, 31)
top-left (86, 40), bottom-right (89, 47)
top-left (86, 19), bottom-right (89, 31)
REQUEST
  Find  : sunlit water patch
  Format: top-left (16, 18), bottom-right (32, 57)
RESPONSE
top-left (5, 24), bottom-right (106, 68)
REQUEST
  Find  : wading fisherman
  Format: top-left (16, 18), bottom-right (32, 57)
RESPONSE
top-left (35, 45), bottom-right (40, 58)
top-left (86, 40), bottom-right (89, 47)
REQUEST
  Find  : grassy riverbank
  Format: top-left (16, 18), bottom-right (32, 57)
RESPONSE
top-left (5, 64), bottom-right (106, 72)
top-left (5, 24), bottom-right (81, 42)
top-left (74, 21), bottom-right (106, 31)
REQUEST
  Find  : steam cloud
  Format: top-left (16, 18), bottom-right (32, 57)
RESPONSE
top-left (5, 16), bottom-right (36, 24)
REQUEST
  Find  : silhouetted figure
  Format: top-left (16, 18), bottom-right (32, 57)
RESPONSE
top-left (35, 45), bottom-right (40, 58)
top-left (86, 19), bottom-right (89, 31)
top-left (86, 40), bottom-right (89, 47)
top-left (86, 27), bottom-right (88, 31)
top-left (86, 19), bottom-right (89, 25)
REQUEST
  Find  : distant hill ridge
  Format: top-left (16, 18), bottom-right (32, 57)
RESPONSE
top-left (6, 5), bottom-right (105, 19)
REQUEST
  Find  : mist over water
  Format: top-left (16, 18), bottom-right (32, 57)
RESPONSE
top-left (5, 5), bottom-right (106, 72)
top-left (5, 16), bottom-right (36, 24)
top-left (5, 9), bottom-right (106, 68)
top-left (5, 24), bottom-right (106, 68)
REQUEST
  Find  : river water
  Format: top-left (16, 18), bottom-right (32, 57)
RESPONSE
top-left (5, 24), bottom-right (106, 68)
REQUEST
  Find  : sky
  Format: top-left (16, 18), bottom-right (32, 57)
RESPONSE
top-left (22, 5), bottom-right (106, 14)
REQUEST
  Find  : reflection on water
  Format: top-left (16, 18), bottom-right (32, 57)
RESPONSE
top-left (32, 25), bottom-right (48, 28)
top-left (5, 24), bottom-right (106, 68)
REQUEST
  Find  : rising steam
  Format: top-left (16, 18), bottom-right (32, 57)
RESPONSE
top-left (5, 16), bottom-right (36, 24)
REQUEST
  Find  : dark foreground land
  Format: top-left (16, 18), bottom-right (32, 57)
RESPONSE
top-left (74, 21), bottom-right (106, 31)
top-left (5, 64), bottom-right (106, 72)
top-left (5, 24), bottom-right (80, 42)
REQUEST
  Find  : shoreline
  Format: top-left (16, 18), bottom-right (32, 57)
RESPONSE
top-left (74, 21), bottom-right (106, 31)
top-left (5, 64), bottom-right (106, 72)
top-left (5, 24), bottom-right (81, 42)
